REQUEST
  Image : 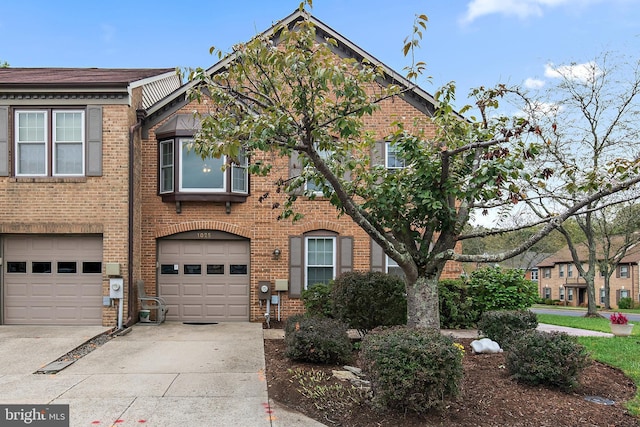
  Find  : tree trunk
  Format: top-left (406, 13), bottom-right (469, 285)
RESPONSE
top-left (406, 275), bottom-right (440, 329)
top-left (585, 275), bottom-right (599, 316)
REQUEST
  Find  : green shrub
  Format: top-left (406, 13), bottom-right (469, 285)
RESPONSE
top-left (284, 315), bottom-right (352, 364)
top-left (301, 282), bottom-right (334, 318)
top-left (332, 271), bottom-right (406, 335)
top-left (477, 310), bottom-right (538, 348)
top-left (469, 267), bottom-right (539, 314)
top-left (618, 297), bottom-right (635, 310)
top-left (506, 330), bottom-right (590, 390)
top-left (360, 326), bottom-right (464, 413)
top-left (439, 279), bottom-right (479, 329)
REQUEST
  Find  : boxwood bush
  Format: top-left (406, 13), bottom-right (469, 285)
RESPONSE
top-left (477, 310), bottom-right (538, 348)
top-left (469, 267), bottom-right (539, 314)
top-left (331, 271), bottom-right (406, 335)
top-left (506, 330), bottom-right (590, 390)
top-left (360, 326), bottom-right (464, 413)
top-left (284, 314), bottom-right (352, 364)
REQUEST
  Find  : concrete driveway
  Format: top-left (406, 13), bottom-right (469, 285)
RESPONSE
top-left (0, 322), bottom-right (320, 427)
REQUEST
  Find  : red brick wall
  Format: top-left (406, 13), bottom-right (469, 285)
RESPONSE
top-left (0, 99), bottom-right (139, 326)
top-left (139, 89), bottom-right (462, 322)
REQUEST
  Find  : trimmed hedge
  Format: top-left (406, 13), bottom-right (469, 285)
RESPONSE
top-left (301, 282), bottom-right (335, 318)
top-left (284, 315), bottom-right (352, 364)
top-left (332, 271), bottom-right (407, 335)
top-left (477, 310), bottom-right (538, 348)
top-left (360, 326), bottom-right (464, 413)
top-left (506, 330), bottom-right (590, 390)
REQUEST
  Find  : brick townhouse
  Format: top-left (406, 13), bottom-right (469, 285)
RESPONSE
top-left (0, 10), bottom-right (461, 326)
top-left (537, 241), bottom-right (640, 308)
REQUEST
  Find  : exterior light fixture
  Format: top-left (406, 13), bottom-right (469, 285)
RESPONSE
top-left (273, 248), bottom-right (281, 259)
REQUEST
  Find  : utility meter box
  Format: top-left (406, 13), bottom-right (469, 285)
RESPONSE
top-left (258, 281), bottom-right (271, 300)
top-left (109, 278), bottom-right (124, 299)
top-left (274, 279), bottom-right (288, 291)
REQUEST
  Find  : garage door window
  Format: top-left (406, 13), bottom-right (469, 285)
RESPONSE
top-left (7, 261), bottom-right (26, 273)
top-left (207, 264), bottom-right (224, 274)
top-left (161, 264), bottom-right (179, 274)
top-left (184, 264), bottom-right (202, 274)
top-left (82, 262), bottom-right (102, 274)
top-left (57, 261), bottom-right (77, 273)
top-left (33, 262), bottom-right (52, 273)
top-left (230, 264), bottom-right (248, 275)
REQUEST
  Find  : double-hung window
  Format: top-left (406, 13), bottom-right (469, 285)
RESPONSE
top-left (15, 109), bottom-right (85, 176)
top-left (386, 255), bottom-right (404, 278)
top-left (619, 264), bottom-right (630, 278)
top-left (305, 236), bottom-right (335, 288)
top-left (385, 142), bottom-right (406, 169)
top-left (231, 151), bottom-right (248, 193)
top-left (305, 148), bottom-right (331, 194)
top-left (559, 264), bottom-right (565, 278)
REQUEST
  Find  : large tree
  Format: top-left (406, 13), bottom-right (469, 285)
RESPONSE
top-left (187, 5), bottom-right (640, 328)
top-left (520, 53), bottom-right (640, 316)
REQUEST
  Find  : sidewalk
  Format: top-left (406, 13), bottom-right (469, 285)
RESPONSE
top-left (263, 323), bottom-right (614, 339)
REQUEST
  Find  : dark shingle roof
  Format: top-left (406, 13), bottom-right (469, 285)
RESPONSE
top-left (0, 68), bottom-right (175, 88)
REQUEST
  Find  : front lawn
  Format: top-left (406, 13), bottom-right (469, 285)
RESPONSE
top-left (537, 313), bottom-right (640, 415)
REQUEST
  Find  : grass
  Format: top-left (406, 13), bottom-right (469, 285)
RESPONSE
top-left (537, 313), bottom-right (640, 415)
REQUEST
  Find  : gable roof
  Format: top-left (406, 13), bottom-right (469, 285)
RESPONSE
top-left (142, 9), bottom-right (439, 137)
top-left (537, 236), bottom-right (640, 267)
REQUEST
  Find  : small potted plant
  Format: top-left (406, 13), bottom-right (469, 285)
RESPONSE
top-left (610, 312), bottom-right (634, 336)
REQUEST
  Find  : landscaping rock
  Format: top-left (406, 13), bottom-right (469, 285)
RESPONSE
top-left (471, 338), bottom-right (503, 354)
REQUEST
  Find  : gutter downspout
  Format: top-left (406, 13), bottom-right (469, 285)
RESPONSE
top-left (125, 115), bottom-right (143, 328)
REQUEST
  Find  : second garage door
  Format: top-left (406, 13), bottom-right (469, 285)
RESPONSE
top-left (157, 239), bottom-right (250, 322)
top-left (3, 235), bottom-right (103, 325)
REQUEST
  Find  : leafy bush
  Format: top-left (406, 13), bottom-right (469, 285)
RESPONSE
top-left (477, 310), bottom-right (538, 347)
top-left (439, 279), bottom-right (479, 329)
top-left (284, 315), bottom-right (352, 364)
top-left (332, 271), bottom-right (406, 335)
top-left (360, 326), bottom-right (464, 413)
top-left (506, 330), bottom-right (590, 390)
top-left (469, 267), bottom-right (539, 314)
top-left (301, 282), bottom-right (334, 318)
top-left (618, 297), bottom-right (635, 310)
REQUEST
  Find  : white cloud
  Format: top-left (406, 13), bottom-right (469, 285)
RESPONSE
top-left (524, 78), bottom-right (545, 89)
top-left (544, 61), bottom-right (602, 83)
top-left (460, 0), bottom-right (601, 24)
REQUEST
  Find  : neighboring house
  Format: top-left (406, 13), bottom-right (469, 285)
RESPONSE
top-left (500, 252), bottom-right (551, 283)
top-left (536, 242), bottom-right (640, 308)
top-left (0, 11), bottom-right (462, 326)
top-left (0, 68), bottom-right (180, 325)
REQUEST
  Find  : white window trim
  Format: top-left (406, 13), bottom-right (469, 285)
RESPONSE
top-left (231, 154), bottom-right (249, 194)
top-left (567, 264), bottom-right (573, 278)
top-left (304, 236), bottom-right (336, 289)
top-left (159, 139), bottom-right (174, 194)
top-left (15, 110), bottom-right (48, 177)
top-left (531, 269), bottom-right (539, 281)
top-left (559, 286), bottom-right (565, 300)
top-left (559, 264), bottom-right (565, 278)
top-left (385, 141), bottom-right (405, 169)
top-left (178, 138), bottom-right (226, 193)
top-left (52, 110), bottom-right (85, 176)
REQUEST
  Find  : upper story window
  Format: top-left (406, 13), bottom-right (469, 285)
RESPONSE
top-left (385, 142), bottom-right (406, 169)
top-left (156, 114), bottom-right (248, 203)
top-left (543, 268), bottom-right (551, 278)
top-left (567, 264), bottom-right (573, 278)
top-left (304, 148), bottom-right (331, 194)
top-left (530, 269), bottom-right (539, 281)
top-left (159, 138), bottom-right (248, 199)
top-left (559, 264), bottom-right (565, 278)
top-left (619, 264), bottom-right (630, 278)
top-left (15, 109), bottom-right (85, 176)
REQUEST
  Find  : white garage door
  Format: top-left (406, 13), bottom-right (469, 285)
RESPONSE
top-left (3, 235), bottom-right (103, 325)
top-left (158, 239), bottom-right (250, 322)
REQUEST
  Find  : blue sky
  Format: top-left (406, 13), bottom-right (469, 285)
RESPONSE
top-left (1, 0), bottom-right (639, 108)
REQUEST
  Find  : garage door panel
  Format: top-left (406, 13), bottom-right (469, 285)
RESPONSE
top-left (3, 235), bottom-right (103, 325)
top-left (158, 239), bottom-right (250, 322)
